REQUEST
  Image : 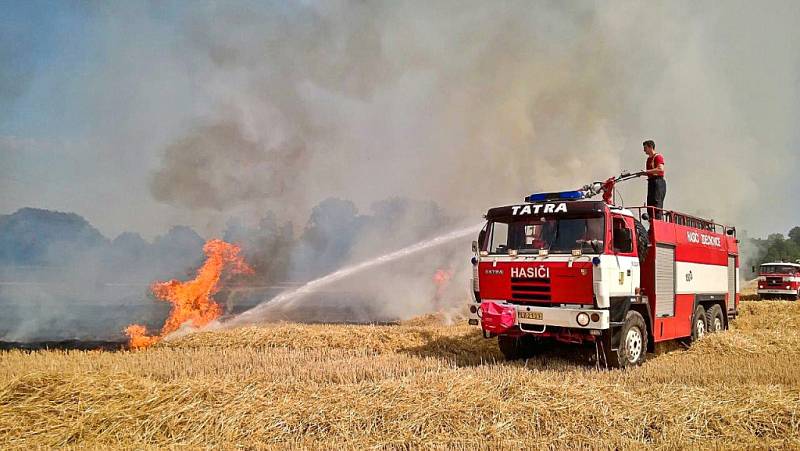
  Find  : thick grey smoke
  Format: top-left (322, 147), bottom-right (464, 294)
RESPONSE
top-left (142, 1), bottom-right (800, 236)
top-left (3, 1), bottom-right (799, 236)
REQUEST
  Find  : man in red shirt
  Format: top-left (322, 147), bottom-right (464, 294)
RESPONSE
top-left (642, 139), bottom-right (666, 218)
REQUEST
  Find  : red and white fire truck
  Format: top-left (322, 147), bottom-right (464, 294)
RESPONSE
top-left (468, 173), bottom-right (740, 367)
top-left (756, 262), bottom-right (800, 300)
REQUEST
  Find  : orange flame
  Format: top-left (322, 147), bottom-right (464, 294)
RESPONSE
top-left (125, 239), bottom-right (253, 349)
top-left (433, 268), bottom-right (454, 287)
top-left (432, 268), bottom-right (454, 311)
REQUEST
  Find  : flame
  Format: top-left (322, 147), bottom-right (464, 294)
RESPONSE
top-left (432, 268), bottom-right (454, 311)
top-left (433, 268), bottom-right (454, 286)
top-left (125, 239), bottom-right (253, 349)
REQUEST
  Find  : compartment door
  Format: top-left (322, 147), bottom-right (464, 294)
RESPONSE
top-left (655, 244), bottom-right (676, 317)
top-left (727, 255), bottom-right (737, 312)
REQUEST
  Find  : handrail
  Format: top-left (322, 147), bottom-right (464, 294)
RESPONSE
top-left (626, 205), bottom-right (733, 236)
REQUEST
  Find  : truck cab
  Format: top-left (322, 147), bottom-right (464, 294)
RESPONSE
top-left (468, 192), bottom-right (738, 368)
top-left (757, 262), bottom-right (800, 300)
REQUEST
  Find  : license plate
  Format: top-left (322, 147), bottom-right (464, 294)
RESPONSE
top-left (518, 311), bottom-right (543, 320)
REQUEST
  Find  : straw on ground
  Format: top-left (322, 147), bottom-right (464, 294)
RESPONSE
top-left (1, 300), bottom-right (799, 449)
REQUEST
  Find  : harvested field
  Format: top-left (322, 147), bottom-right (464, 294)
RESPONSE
top-left (2, 301), bottom-right (800, 449)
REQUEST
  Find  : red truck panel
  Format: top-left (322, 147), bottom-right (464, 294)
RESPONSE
top-left (478, 261), bottom-right (593, 305)
top-left (642, 218), bottom-right (736, 342)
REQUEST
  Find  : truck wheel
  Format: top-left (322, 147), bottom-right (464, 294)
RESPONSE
top-left (498, 335), bottom-right (538, 361)
top-left (603, 310), bottom-right (648, 368)
top-left (705, 304), bottom-right (725, 333)
top-left (689, 304), bottom-right (707, 343)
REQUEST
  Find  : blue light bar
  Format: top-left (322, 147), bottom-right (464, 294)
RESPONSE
top-left (559, 190), bottom-right (585, 199)
top-left (524, 190), bottom-right (585, 202)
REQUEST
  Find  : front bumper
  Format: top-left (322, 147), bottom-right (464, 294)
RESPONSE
top-left (758, 289), bottom-right (797, 295)
top-left (514, 303), bottom-right (610, 330)
top-left (470, 300), bottom-right (610, 331)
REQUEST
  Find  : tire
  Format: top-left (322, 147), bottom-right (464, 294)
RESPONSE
top-left (705, 304), bottom-right (725, 333)
top-left (602, 310), bottom-right (648, 368)
top-left (498, 334), bottom-right (539, 361)
top-left (689, 304), bottom-right (707, 343)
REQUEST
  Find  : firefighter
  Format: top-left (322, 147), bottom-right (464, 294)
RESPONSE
top-left (641, 139), bottom-right (666, 218)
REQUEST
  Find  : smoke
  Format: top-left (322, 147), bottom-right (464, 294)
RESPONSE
top-left (3, 1), bottom-right (799, 235)
top-left (3, 1), bottom-right (800, 333)
top-left (134, 1), bottom-right (800, 236)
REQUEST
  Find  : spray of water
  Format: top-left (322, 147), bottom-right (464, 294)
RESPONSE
top-left (223, 223), bottom-right (481, 327)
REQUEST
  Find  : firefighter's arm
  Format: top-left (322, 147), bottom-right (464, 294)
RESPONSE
top-left (645, 163), bottom-right (664, 176)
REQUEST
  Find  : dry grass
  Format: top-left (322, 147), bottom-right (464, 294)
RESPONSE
top-left (2, 301), bottom-right (800, 449)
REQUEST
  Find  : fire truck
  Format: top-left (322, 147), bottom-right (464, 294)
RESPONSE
top-left (467, 173), bottom-right (740, 367)
top-left (756, 262), bottom-right (800, 300)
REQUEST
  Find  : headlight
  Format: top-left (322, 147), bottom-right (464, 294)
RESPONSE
top-left (576, 312), bottom-right (590, 327)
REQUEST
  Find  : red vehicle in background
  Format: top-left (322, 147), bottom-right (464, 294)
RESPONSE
top-left (468, 173), bottom-right (740, 367)
top-left (756, 262), bottom-right (800, 300)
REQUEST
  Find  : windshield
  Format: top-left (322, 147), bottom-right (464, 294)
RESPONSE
top-left (484, 216), bottom-right (605, 254)
top-left (761, 265), bottom-right (798, 275)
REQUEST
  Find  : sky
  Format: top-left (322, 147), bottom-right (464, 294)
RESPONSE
top-left (2, 0), bottom-right (799, 240)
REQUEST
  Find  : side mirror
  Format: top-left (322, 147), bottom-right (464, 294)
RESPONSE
top-left (726, 228), bottom-right (735, 236)
top-left (641, 212), bottom-right (650, 221)
top-left (751, 266), bottom-right (756, 273)
top-left (472, 240), bottom-right (478, 253)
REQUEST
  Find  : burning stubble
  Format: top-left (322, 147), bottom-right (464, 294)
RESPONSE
top-left (126, 239), bottom-right (253, 348)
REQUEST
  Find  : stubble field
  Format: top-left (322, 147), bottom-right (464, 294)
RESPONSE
top-left (1, 297), bottom-right (799, 449)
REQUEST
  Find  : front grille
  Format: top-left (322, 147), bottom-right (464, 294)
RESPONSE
top-left (511, 277), bottom-right (551, 283)
top-left (767, 277), bottom-right (784, 285)
top-left (511, 285), bottom-right (549, 292)
top-left (510, 277), bottom-right (551, 303)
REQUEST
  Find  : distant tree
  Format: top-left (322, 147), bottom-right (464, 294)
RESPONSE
top-left (756, 231), bottom-right (800, 265)
top-left (789, 227), bottom-right (800, 246)
top-left (0, 208), bottom-right (107, 266)
top-left (292, 198), bottom-right (365, 279)
top-left (151, 225), bottom-right (205, 278)
top-left (222, 213), bottom-right (294, 284)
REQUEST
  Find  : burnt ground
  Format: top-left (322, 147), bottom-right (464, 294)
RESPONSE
top-left (0, 287), bottom-right (403, 350)
top-left (0, 339), bottom-right (127, 351)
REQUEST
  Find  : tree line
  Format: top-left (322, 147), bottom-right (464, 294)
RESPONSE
top-left (744, 227), bottom-right (800, 274)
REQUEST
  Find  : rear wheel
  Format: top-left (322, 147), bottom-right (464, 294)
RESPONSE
top-left (498, 334), bottom-right (539, 360)
top-left (688, 304), bottom-right (707, 344)
top-left (602, 310), bottom-right (648, 368)
top-left (705, 304), bottom-right (725, 333)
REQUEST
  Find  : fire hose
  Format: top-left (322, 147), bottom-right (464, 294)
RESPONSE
top-left (581, 170), bottom-right (646, 204)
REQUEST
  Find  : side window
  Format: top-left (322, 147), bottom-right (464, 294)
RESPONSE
top-left (489, 222), bottom-right (509, 253)
top-left (612, 217), bottom-right (634, 254)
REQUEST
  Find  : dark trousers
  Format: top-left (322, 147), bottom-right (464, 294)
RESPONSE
top-left (647, 177), bottom-right (666, 219)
